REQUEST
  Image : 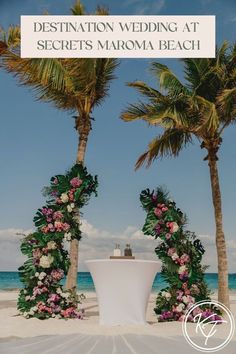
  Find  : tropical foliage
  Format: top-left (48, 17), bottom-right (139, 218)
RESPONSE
top-left (140, 187), bottom-right (213, 322)
top-left (0, 0), bottom-right (118, 290)
top-left (18, 164), bottom-right (98, 319)
top-left (122, 42), bottom-right (236, 308)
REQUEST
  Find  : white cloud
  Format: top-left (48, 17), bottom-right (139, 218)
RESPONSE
top-left (0, 224), bottom-right (235, 273)
top-left (0, 228), bottom-right (32, 270)
top-left (79, 220), bottom-right (156, 270)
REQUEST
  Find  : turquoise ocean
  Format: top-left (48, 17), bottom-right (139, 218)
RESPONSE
top-left (0, 272), bottom-right (235, 292)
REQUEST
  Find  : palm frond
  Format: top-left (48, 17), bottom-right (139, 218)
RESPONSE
top-left (71, 0), bottom-right (85, 15)
top-left (127, 81), bottom-right (165, 101)
top-left (150, 62), bottom-right (190, 96)
top-left (217, 87), bottom-right (236, 123)
top-left (189, 95), bottom-right (219, 134)
top-left (135, 129), bottom-right (193, 169)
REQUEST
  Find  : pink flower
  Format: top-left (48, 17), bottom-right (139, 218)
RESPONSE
top-left (47, 223), bottom-right (55, 232)
top-left (70, 177), bottom-right (82, 188)
top-left (167, 248), bottom-right (176, 256)
top-left (176, 290), bottom-right (184, 301)
top-left (51, 269), bottom-right (64, 281)
top-left (154, 208), bottom-right (162, 217)
top-left (53, 177), bottom-right (58, 185)
top-left (192, 306), bottom-right (202, 316)
top-left (178, 315), bottom-right (186, 322)
top-left (180, 254), bottom-right (190, 263)
top-left (167, 221), bottom-right (179, 233)
top-left (41, 226), bottom-right (49, 233)
top-left (68, 189), bottom-right (75, 201)
top-left (162, 206), bottom-right (168, 212)
top-left (62, 223), bottom-right (70, 232)
top-left (54, 221), bottom-right (64, 232)
top-left (157, 203), bottom-right (164, 208)
top-left (179, 271), bottom-right (189, 281)
top-left (165, 233), bottom-right (172, 240)
top-left (56, 198), bottom-right (63, 205)
top-left (33, 249), bottom-right (42, 259)
top-left (53, 211), bottom-right (64, 220)
top-left (61, 307), bottom-right (74, 318)
top-left (48, 294), bottom-right (60, 303)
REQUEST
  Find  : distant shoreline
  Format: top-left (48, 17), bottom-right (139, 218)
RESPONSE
top-left (0, 272), bottom-right (235, 291)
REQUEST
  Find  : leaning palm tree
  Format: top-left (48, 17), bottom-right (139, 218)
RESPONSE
top-left (0, 1), bottom-right (118, 290)
top-left (121, 42), bottom-right (236, 308)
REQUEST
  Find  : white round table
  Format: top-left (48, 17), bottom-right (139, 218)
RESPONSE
top-left (86, 259), bottom-right (160, 325)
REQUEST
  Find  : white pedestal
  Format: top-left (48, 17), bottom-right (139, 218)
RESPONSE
top-left (86, 259), bottom-right (160, 325)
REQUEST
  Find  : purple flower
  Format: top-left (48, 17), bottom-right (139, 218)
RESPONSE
top-left (152, 195), bottom-right (157, 202)
top-left (41, 208), bottom-right (53, 216)
top-left (155, 224), bottom-right (161, 235)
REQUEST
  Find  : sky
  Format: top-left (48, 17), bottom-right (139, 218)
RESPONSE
top-left (0, 0), bottom-right (235, 272)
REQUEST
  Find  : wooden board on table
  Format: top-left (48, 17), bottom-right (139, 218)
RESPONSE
top-left (109, 256), bottom-right (135, 259)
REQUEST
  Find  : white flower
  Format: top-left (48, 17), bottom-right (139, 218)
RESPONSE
top-left (67, 205), bottom-right (73, 213)
top-left (52, 313), bottom-right (56, 318)
top-left (56, 287), bottom-right (62, 294)
top-left (171, 253), bottom-right (179, 261)
top-left (29, 309), bottom-right (35, 316)
top-left (165, 292), bottom-right (171, 300)
top-left (47, 241), bottom-right (57, 250)
top-left (176, 303), bottom-right (185, 312)
top-left (61, 292), bottom-right (70, 299)
top-left (171, 222), bottom-right (179, 233)
top-left (60, 193), bottom-right (69, 203)
top-left (37, 281), bottom-right (43, 286)
top-left (35, 272), bottom-right (39, 277)
top-left (39, 255), bottom-right (54, 269)
top-left (182, 296), bottom-right (188, 304)
top-left (25, 295), bottom-right (31, 301)
top-left (178, 265), bottom-right (187, 274)
top-left (24, 289), bottom-right (27, 294)
top-left (31, 306), bottom-right (38, 312)
top-left (23, 312), bottom-right (29, 318)
top-left (161, 291), bottom-right (171, 300)
top-left (38, 272), bottom-right (47, 280)
top-left (64, 232), bottom-right (72, 241)
top-left (70, 203), bottom-right (75, 209)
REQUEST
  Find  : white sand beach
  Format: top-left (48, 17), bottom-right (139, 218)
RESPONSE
top-left (0, 290), bottom-right (235, 353)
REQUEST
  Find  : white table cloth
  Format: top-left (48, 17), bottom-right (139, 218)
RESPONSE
top-left (86, 259), bottom-right (160, 325)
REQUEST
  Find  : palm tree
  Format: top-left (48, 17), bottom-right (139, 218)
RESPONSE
top-left (0, 1), bottom-right (118, 290)
top-left (121, 42), bottom-right (236, 308)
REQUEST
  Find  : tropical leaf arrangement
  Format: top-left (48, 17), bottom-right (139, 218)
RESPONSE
top-left (140, 187), bottom-right (221, 322)
top-left (18, 164), bottom-right (98, 319)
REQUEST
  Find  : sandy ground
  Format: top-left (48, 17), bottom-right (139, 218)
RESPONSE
top-left (0, 291), bottom-right (235, 353)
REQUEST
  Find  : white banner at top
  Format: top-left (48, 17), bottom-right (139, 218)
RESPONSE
top-left (21, 15), bottom-right (215, 58)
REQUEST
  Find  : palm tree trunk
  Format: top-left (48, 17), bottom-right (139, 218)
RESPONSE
top-left (66, 130), bottom-right (89, 290)
top-left (208, 153), bottom-right (230, 309)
